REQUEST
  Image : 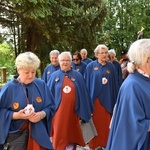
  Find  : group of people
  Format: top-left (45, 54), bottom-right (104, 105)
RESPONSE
top-left (0, 39), bottom-right (150, 150)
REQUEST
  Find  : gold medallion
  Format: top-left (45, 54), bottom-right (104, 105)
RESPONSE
top-left (13, 102), bottom-right (19, 110)
top-left (36, 97), bottom-right (42, 103)
top-left (106, 70), bottom-right (110, 74)
top-left (94, 67), bottom-right (98, 70)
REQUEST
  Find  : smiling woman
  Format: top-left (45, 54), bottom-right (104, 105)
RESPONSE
top-left (47, 51), bottom-right (94, 150)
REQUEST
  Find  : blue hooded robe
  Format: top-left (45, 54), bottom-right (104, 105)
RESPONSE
top-left (47, 68), bottom-right (94, 122)
top-left (84, 60), bottom-right (119, 114)
top-left (71, 61), bottom-right (87, 76)
top-left (0, 77), bottom-right (55, 149)
top-left (42, 64), bottom-right (60, 83)
top-left (106, 71), bottom-right (150, 150)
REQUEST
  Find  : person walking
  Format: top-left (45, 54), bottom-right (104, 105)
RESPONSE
top-left (0, 52), bottom-right (55, 150)
top-left (42, 50), bottom-right (60, 83)
top-left (106, 39), bottom-right (150, 150)
top-left (80, 48), bottom-right (93, 64)
top-left (84, 44), bottom-right (119, 150)
top-left (47, 51), bottom-right (94, 150)
top-left (71, 51), bottom-right (87, 76)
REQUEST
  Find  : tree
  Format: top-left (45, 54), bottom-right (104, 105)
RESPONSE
top-left (103, 0), bottom-right (150, 59)
top-left (0, 42), bottom-right (15, 78)
top-left (0, 0), bottom-right (108, 74)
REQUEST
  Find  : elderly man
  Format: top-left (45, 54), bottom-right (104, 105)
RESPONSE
top-left (42, 50), bottom-right (60, 83)
top-left (80, 48), bottom-right (93, 64)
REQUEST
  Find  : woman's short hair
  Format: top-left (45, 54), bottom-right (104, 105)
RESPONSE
top-left (108, 49), bottom-right (116, 56)
top-left (72, 51), bottom-right (82, 60)
top-left (58, 51), bottom-right (72, 62)
top-left (15, 52), bottom-right (40, 70)
top-left (127, 39), bottom-right (150, 73)
top-left (80, 49), bottom-right (87, 55)
top-left (49, 50), bottom-right (60, 56)
top-left (94, 44), bottom-right (108, 57)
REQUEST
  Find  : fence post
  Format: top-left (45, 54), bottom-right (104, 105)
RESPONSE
top-left (1, 67), bottom-right (7, 83)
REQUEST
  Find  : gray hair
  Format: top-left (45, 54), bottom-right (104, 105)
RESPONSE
top-left (108, 49), bottom-right (116, 56)
top-left (15, 52), bottom-right (40, 70)
top-left (58, 51), bottom-right (72, 62)
top-left (127, 39), bottom-right (150, 73)
top-left (80, 48), bottom-right (87, 55)
top-left (49, 50), bottom-right (60, 56)
top-left (94, 44), bottom-right (108, 57)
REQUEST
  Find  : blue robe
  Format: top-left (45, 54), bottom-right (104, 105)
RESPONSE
top-left (0, 77), bottom-right (55, 149)
top-left (106, 71), bottom-right (150, 150)
top-left (112, 60), bottom-right (123, 87)
top-left (47, 68), bottom-right (94, 122)
top-left (84, 60), bottom-right (119, 114)
top-left (42, 64), bottom-right (60, 83)
top-left (82, 57), bottom-right (93, 64)
top-left (71, 61), bottom-right (87, 76)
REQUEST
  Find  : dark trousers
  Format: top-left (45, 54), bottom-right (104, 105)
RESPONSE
top-left (0, 145), bottom-right (3, 150)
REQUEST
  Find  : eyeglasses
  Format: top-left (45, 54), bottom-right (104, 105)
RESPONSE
top-left (73, 59), bottom-right (79, 61)
top-left (60, 60), bottom-right (71, 63)
top-left (98, 52), bottom-right (108, 55)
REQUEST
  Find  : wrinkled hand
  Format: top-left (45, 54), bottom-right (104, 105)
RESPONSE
top-left (28, 111), bottom-right (43, 123)
top-left (12, 109), bottom-right (35, 120)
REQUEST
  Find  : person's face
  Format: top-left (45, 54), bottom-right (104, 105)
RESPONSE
top-left (50, 54), bottom-right (59, 66)
top-left (59, 55), bottom-right (71, 72)
top-left (110, 54), bottom-right (116, 62)
top-left (80, 51), bottom-right (87, 60)
top-left (17, 68), bottom-right (36, 84)
top-left (145, 57), bottom-right (150, 75)
top-left (97, 48), bottom-right (108, 63)
top-left (72, 55), bottom-right (81, 64)
top-left (121, 54), bottom-right (127, 59)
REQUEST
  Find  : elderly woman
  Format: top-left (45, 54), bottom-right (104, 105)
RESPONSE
top-left (106, 39), bottom-right (150, 150)
top-left (84, 44), bottom-right (119, 150)
top-left (47, 51), bottom-right (94, 150)
top-left (108, 49), bottom-right (123, 87)
top-left (71, 51), bottom-right (87, 76)
top-left (0, 52), bottom-right (55, 150)
top-left (42, 50), bottom-right (60, 83)
top-left (80, 48), bottom-right (93, 64)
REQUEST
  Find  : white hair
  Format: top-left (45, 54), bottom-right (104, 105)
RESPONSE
top-left (94, 44), bottom-right (108, 57)
top-left (80, 48), bottom-right (87, 55)
top-left (15, 52), bottom-right (40, 69)
top-left (108, 49), bottom-right (116, 56)
top-left (49, 50), bottom-right (60, 56)
top-left (127, 39), bottom-right (150, 73)
top-left (58, 51), bottom-right (72, 62)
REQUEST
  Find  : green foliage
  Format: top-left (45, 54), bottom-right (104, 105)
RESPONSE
top-left (4, 0), bottom-right (149, 73)
top-left (103, 0), bottom-right (150, 59)
top-left (0, 42), bottom-right (16, 76)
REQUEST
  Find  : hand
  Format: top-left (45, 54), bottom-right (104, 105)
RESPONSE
top-left (28, 111), bottom-right (44, 123)
top-left (12, 109), bottom-right (35, 120)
